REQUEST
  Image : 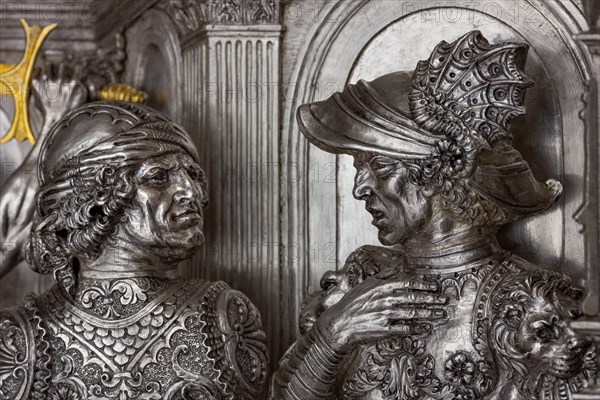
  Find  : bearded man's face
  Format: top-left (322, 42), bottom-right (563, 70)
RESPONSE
top-left (122, 152), bottom-right (206, 264)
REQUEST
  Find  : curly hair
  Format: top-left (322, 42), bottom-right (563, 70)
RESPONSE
top-left (402, 157), bottom-right (516, 227)
top-left (27, 161), bottom-right (137, 294)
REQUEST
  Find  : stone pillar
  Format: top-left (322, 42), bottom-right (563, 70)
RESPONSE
top-left (575, 0), bottom-right (600, 319)
top-left (573, 0), bottom-right (600, 395)
top-left (164, 0), bottom-right (284, 364)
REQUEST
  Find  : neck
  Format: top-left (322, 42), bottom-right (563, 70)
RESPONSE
top-left (78, 240), bottom-right (179, 280)
top-left (399, 210), bottom-right (502, 268)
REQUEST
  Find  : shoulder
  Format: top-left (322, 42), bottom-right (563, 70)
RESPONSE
top-left (199, 281), bottom-right (269, 400)
top-left (0, 306), bottom-right (36, 400)
top-left (503, 254), bottom-right (582, 295)
top-left (474, 256), bottom-right (594, 397)
top-left (481, 254), bottom-right (583, 307)
top-left (342, 245), bottom-right (403, 278)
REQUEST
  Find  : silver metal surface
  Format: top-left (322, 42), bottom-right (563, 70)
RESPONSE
top-left (0, 71), bottom-right (88, 280)
top-left (0, 33), bottom-right (128, 282)
top-left (272, 31), bottom-right (597, 399)
top-left (0, 102), bottom-right (269, 399)
top-left (0, 0), bottom-right (599, 396)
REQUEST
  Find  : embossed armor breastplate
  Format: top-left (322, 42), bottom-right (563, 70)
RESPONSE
top-left (0, 278), bottom-right (268, 400)
top-left (325, 251), bottom-right (595, 399)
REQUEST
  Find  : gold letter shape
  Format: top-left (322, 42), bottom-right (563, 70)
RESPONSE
top-left (0, 19), bottom-right (57, 144)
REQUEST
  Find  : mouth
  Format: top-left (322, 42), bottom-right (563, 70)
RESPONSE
top-left (172, 208), bottom-right (203, 227)
top-left (550, 354), bottom-right (585, 378)
top-left (366, 206), bottom-right (386, 226)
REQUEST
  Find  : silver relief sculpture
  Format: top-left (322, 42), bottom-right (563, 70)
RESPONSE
top-left (272, 31), bottom-right (597, 399)
top-left (0, 102), bottom-right (269, 400)
top-left (0, 73), bottom-right (88, 280)
top-left (0, 32), bottom-right (143, 281)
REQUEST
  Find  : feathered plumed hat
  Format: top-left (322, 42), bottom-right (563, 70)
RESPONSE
top-left (297, 31), bottom-right (562, 218)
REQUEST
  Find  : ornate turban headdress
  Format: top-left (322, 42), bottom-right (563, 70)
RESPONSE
top-left (297, 31), bottom-right (562, 218)
top-left (37, 101), bottom-right (200, 209)
top-left (28, 102), bottom-right (203, 294)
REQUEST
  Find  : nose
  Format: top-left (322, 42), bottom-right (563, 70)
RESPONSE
top-left (173, 170), bottom-right (200, 207)
top-left (352, 167), bottom-right (374, 200)
top-left (567, 336), bottom-right (592, 354)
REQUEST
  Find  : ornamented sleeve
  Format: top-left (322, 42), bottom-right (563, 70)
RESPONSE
top-left (271, 325), bottom-right (347, 400)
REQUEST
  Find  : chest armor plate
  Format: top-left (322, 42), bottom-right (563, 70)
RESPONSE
top-left (0, 278), bottom-right (269, 400)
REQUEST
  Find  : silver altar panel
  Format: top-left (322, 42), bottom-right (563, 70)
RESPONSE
top-left (0, 1), bottom-right (598, 391)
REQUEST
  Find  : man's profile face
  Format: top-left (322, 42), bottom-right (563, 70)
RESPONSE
top-left (123, 152), bottom-right (206, 263)
top-left (352, 153), bottom-right (432, 246)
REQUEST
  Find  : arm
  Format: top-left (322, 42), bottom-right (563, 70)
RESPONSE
top-left (0, 73), bottom-right (87, 279)
top-left (0, 307), bottom-right (35, 400)
top-left (271, 277), bottom-right (448, 400)
top-left (271, 325), bottom-right (347, 400)
top-left (202, 282), bottom-right (270, 399)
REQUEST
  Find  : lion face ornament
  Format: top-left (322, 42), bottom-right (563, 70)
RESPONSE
top-left (490, 272), bottom-right (597, 399)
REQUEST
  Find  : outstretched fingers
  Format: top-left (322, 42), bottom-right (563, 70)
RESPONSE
top-left (386, 322), bottom-right (433, 336)
top-left (388, 278), bottom-right (439, 292)
top-left (389, 307), bottom-right (446, 320)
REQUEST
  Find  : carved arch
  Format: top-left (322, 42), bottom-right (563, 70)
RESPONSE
top-left (280, 0), bottom-right (594, 330)
top-left (124, 8), bottom-right (183, 120)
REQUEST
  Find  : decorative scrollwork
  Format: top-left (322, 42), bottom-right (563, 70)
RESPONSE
top-left (247, 0), bottom-right (277, 23)
top-left (343, 337), bottom-right (438, 400)
top-left (0, 311), bottom-right (32, 400)
top-left (48, 382), bottom-right (83, 400)
top-left (77, 279), bottom-right (151, 319)
top-left (216, 0), bottom-right (243, 23)
top-left (202, 283), bottom-right (269, 400)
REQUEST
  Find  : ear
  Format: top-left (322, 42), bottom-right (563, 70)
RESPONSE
top-left (502, 303), bottom-right (526, 330)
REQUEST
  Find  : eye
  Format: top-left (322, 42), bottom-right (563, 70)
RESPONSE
top-left (369, 156), bottom-right (399, 178)
top-left (532, 318), bottom-right (563, 343)
top-left (144, 168), bottom-right (168, 186)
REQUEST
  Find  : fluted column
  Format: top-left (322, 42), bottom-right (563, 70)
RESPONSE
top-left (169, 0), bottom-right (284, 365)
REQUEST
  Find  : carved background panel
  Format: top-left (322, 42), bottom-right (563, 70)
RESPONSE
top-left (281, 0), bottom-right (592, 320)
top-left (123, 8), bottom-right (183, 120)
top-left (340, 10), bottom-right (573, 275)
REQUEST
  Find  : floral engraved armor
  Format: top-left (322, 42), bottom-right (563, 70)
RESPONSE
top-left (0, 102), bottom-right (269, 400)
top-left (0, 278), bottom-right (268, 400)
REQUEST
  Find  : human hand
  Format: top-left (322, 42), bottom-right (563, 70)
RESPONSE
top-left (316, 276), bottom-right (448, 352)
top-left (32, 61), bottom-right (88, 137)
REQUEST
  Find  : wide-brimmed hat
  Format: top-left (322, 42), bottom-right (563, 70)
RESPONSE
top-left (297, 31), bottom-right (562, 217)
